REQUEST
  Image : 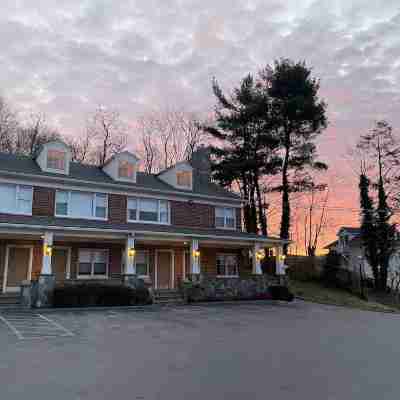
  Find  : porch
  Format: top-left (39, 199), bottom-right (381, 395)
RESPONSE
top-left (0, 228), bottom-right (286, 305)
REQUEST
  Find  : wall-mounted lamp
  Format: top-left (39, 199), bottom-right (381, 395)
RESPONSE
top-left (128, 248), bottom-right (136, 258)
top-left (44, 244), bottom-right (52, 257)
top-left (279, 254), bottom-right (286, 261)
top-left (256, 249), bottom-right (266, 261)
top-left (193, 249), bottom-right (200, 258)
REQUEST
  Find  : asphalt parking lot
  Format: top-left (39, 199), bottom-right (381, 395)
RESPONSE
top-left (1, 300), bottom-right (400, 400)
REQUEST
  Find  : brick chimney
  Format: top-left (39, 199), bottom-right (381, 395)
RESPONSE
top-left (191, 146), bottom-right (211, 184)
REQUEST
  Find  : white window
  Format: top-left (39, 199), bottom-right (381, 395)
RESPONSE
top-left (217, 254), bottom-right (239, 277)
top-left (118, 160), bottom-right (135, 180)
top-left (78, 249), bottom-right (108, 278)
top-left (127, 197), bottom-right (170, 224)
top-left (135, 251), bottom-right (149, 276)
top-left (215, 207), bottom-right (236, 229)
top-left (47, 149), bottom-right (66, 171)
top-left (122, 250), bottom-right (150, 277)
top-left (55, 190), bottom-right (108, 220)
top-left (177, 171), bottom-right (192, 188)
top-left (0, 183), bottom-right (33, 215)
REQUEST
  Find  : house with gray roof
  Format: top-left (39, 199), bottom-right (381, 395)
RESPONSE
top-left (0, 140), bottom-right (287, 306)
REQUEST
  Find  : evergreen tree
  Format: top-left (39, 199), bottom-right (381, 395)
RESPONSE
top-left (260, 59), bottom-right (328, 252)
top-left (357, 121), bottom-right (398, 291)
top-left (205, 75), bottom-right (281, 234)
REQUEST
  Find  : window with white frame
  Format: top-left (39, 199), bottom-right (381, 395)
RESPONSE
top-left (118, 160), bottom-right (135, 180)
top-left (0, 183), bottom-right (33, 215)
top-left (47, 149), bottom-right (66, 171)
top-left (216, 254), bottom-right (239, 277)
top-left (78, 249), bottom-right (108, 278)
top-left (122, 250), bottom-right (150, 276)
top-left (55, 190), bottom-right (108, 220)
top-left (127, 197), bottom-right (170, 224)
top-left (215, 207), bottom-right (236, 229)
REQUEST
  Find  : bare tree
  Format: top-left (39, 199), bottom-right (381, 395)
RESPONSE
top-left (0, 95), bottom-right (19, 153)
top-left (65, 127), bottom-right (98, 164)
top-left (136, 109), bottom-right (206, 173)
top-left (303, 185), bottom-right (330, 256)
top-left (86, 106), bottom-right (128, 166)
top-left (14, 112), bottom-right (60, 156)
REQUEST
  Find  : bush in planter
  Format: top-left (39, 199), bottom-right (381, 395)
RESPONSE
top-left (268, 285), bottom-right (294, 301)
top-left (53, 283), bottom-right (152, 307)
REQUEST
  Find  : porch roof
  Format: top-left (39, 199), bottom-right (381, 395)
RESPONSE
top-left (0, 214), bottom-right (287, 246)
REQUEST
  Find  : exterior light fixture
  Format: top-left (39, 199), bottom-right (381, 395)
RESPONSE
top-left (193, 249), bottom-right (200, 258)
top-left (128, 248), bottom-right (136, 258)
top-left (256, 249), bottom-right (266, 261)
top-left (44, 244), bottom-right (52, 257)
top-left (280, 254), bottom-right (286, 261)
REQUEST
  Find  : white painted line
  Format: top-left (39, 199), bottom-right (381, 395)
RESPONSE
top-left (0, 315), bottom-right (24, 339)
top-left (38, 314), bottom-right (75, 337)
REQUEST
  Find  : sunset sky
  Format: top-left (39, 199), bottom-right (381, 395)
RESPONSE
top-left (1, 1), bottom-right (400, 250)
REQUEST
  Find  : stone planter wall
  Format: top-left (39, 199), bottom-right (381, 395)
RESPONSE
top-left (181, 275), bottom-right (280, 303)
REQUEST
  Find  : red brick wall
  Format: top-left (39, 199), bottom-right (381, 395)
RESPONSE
top-left (32, 187), bottom-right (55, 217)
top-left (108, 194), bottom-right (127, 224)
top-left (171, 200), bottom-right (214, 229)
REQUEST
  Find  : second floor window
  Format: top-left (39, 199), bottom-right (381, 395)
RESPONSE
top-left (55, 190), bottom-right (108, 220)
top-left (215, 207), bottom-right (236, 229)
top-left (47, 150), bottom-right (66, 171)
top-left (118, 160), bottom-right (135, 180)
top-left (127, 197), bottom-right (170, 224)
top-left (0, 183), bottom-right (33, 215)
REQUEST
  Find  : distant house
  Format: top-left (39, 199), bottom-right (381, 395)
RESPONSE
top-left (324, 226), bottom-right (400, 279)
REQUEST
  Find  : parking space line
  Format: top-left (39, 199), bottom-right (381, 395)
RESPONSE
top-left (0, 315), bottom-right (24, 339)
top-left (38, 314), bottom-right (75, 337)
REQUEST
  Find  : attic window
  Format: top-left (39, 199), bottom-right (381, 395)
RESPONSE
top-left (177, 171), bottom-right (192, 188)
top-left (118, 160), bottom-right (135, 179)
top-left (47, 150), bottom-right (66, 171)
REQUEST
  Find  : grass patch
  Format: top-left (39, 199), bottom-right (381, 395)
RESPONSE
top-left (289, 280), bottom-right (398, 313)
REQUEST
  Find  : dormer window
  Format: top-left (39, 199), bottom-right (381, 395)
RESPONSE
top-left (47, 150), bottom-right (66, 171)
top-left (102, 151), bottom-right (139, 183)
top-left (35, 140), bottom-right (71, 175)
top-left (177, 171), bottom-right (192, 188)
top-left (118, 160), bottom-right (135, 180)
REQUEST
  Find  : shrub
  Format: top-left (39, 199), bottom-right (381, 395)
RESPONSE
top-left (268, 285), bottom-right (294, 301)
top-left (322, 251), bottom-right (344, 288)
top-left (53, 283), bottom-right (152, 307)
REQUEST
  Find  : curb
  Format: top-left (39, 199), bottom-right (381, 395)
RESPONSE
top-left (295, 296), bottom-right (400, 314)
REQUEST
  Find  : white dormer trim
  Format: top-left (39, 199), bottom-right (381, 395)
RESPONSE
top-left (102, 151), bottom-right (140, 183)
top-left (157, 161), bottom-right (193, 191)
top-left (36, 140), bottom-right (71, 175)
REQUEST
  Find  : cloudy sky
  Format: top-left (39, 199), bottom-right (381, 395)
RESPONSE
top-left (1, 0), bottom-right (400, 247)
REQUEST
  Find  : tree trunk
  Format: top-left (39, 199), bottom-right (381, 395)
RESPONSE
top-left (280, 141), bottom-right (290, 254)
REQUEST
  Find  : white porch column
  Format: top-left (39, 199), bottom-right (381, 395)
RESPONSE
top-left (190, 239), bottom-right (201, 274)
top-left (275, 246), bottom-right (286, 275)
top-left (252, 243), bottom-right (263, 275)
top-left (41, 232), bottom-right (53, 275)
top-left (125, 235), bottom-right (136, 275)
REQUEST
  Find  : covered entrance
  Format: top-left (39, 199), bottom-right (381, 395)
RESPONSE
top-left (155, 250), bottom-right (174, 289)
top-left (2, 245), bottom-right (33, 293)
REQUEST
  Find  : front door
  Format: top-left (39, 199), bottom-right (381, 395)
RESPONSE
top-left (4, 246), bottom-right (32, 293)
top-left (156, 251), bottom-right (173, 289)
top-left (52, 248), bottom-right (69, 282)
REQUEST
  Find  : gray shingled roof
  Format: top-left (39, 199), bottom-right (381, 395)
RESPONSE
top-left (0, 152), bottom-right (240, 200)
top-left (0, 214), bottom-right (282, 243)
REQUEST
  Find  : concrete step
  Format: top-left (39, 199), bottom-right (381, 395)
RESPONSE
top-left (153, 289), bottom-right (183, 304)
top-left (0, 294), bottom-right (21, 307)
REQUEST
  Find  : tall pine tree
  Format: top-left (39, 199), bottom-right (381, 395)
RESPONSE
top-left (205, 74), bottom-right (281, 235)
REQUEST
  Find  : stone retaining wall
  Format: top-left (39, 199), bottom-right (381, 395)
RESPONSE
top-left (181, 275), bottom-right (280, 302)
